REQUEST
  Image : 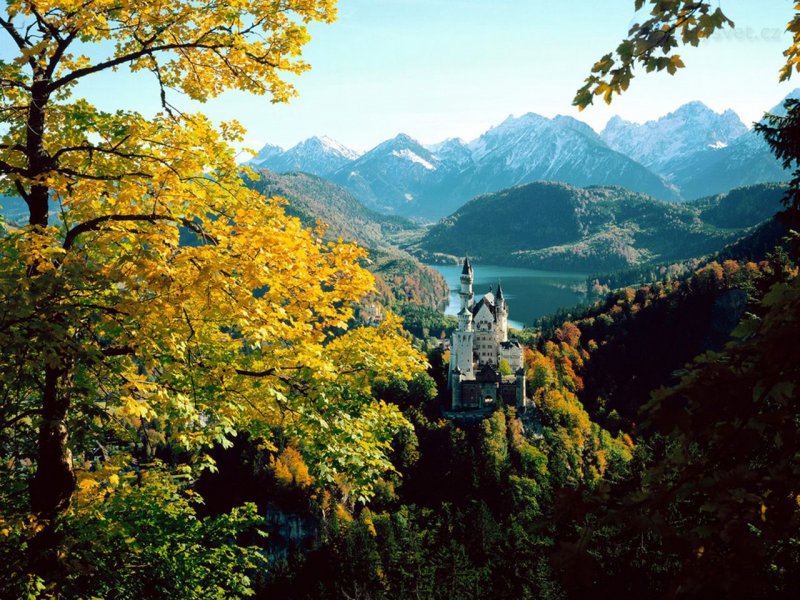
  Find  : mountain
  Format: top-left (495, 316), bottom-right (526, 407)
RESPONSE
top-left (658, 91), bottom-right (800, 200)
top-left (244, 169), bottom-right (410, 251)
top-left (605, 93), bottom-right (798, 200)
top-left (414, 181), bottom-right (786, 272)
top-left (426, 137), bottom-right (474, 167)
top-left (463, 113), bottom-right (680, 203)
top-left (243, 169), bottom-right (449, 310)
top-left (665, 113), bottom-right (790, 200)
top-left (601, 101), bottom-right (747, 175)
top-left (329, 134), bottom-right (467, 218)
top-left (0, 195), bottom-right (30, 226)
top-left (250, 136), bottom-right (361, 177)
top-left (249, 143), bottom-right (283, 166)
top-left (330, 116), bottom-right (679, 220)
top-left (248, 93), bottom-right (796, 220)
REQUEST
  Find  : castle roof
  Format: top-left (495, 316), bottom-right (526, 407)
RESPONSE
top-left (471, 295), bottom-right (496, 318)
top-left (496, 282), bottom-right (504, 301)
top-left (475, 363), bottom-right (501, 383)
top-left (500, 340), bottom-right (522, 349)
top-left (461, 256), bottom-right (473, 275)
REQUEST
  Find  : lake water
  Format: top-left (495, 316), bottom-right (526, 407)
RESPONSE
top-left (426, 263), bottom-right (588, 329)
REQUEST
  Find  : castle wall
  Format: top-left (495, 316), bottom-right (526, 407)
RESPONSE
top-left (499, 344), bottom-right (523, 371)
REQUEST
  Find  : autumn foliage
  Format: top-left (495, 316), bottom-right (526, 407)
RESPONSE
top-left (0, 1), bottom-right (429, 596)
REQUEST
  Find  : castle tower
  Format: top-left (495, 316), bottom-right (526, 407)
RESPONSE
top-left (457, 305), bottom-right (473, 332)
top-left (459, 256), bottom-right (474, 312)
top-left (449, 257), bottom-right (476, 399)
top-left (451, 307), bottom-right (474, 376)
top-left (495, 282), bottom-right (508, 342)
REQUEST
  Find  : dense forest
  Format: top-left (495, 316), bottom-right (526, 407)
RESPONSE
top-left (242, 225), bottom-right (798, 599)
top-left (414, 182), bottom-right (786, 271)
top-left (2, 1), bottom-right (800, 599)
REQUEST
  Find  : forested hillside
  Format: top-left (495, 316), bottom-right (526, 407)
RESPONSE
top-left (416, 182), bottom-right (785, 271)
top-left (244, 169), bottom-right (411, 251)
top-left (244, 228), bottom-right (800, 599)
top-left (243, 169), bottom-right (449, 312)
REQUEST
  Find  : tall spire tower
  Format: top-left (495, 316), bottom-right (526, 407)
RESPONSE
top-left (459, 256), bottom-right (474, 312)
top-left (495, 281), bottom-right (508, 342)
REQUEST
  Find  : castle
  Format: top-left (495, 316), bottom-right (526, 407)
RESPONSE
top-left (448, 257), bottom-right (528, 410)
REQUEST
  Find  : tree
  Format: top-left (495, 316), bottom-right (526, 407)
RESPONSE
top-left (0, 0), bottom-right (424, 589)
top-left (755, 99), bottom-right (800, 215)
top-left (574, 2), bottom-right (800, 111)
top-left (565, 5), bottom-right (800, 594)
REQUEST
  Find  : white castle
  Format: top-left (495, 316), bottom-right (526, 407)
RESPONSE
top-left (448, 257), bottom-right (527, 410)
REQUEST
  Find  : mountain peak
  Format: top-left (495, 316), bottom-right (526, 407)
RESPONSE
top-left (299, 135), bottom-right (361, 159)
top-left (250, 143), bottom-right (284, 164)
top-left (601, 101), bottom-right (747, 173)
top-left (372, 133), bottom-right (425, 153)
top-left (672, 100), bottom-right (712, 115)
top-left (249, 136), bottom-right (360, 177)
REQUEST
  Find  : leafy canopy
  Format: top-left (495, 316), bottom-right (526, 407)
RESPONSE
top-left (0, 5), bottom-right (425, 592)
top-left (574, 1), bottom-right (800, 109)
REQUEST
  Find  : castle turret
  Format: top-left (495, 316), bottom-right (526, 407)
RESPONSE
top-left (459, 256), bottom-right (474, 311)
top-left (495, 282), bottom-right (508, 342)
top-left (449, 305), bottom-right (475, 396)
top-left (457, 305), bottom-right (473, 332)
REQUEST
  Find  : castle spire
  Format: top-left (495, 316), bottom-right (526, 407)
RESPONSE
top-left (461, 255), bottom-right (472, 276)
top-left (459, 255), bottom-right (474, 311)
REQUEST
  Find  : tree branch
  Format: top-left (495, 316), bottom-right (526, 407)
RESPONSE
top-left (62, 212), bottom-right (217, 250)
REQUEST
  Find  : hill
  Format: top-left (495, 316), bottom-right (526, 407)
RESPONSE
top-left (244, 169), bottom-right (412, 251)
top-left (243, 170), bottom-right (449, 312)
top-left (414, 181), bottom-right (786, 271)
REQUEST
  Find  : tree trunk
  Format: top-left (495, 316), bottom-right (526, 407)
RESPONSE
top-left (21, 43), bottom-right (75, 590)
top-left (26, 79), bottom-right (51, 228)
top-left (28, 365), bottom-right (75, 581)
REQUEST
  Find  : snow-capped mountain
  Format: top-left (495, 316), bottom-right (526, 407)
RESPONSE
top-left (247, 92), bottom-right (796, 220)
top-left (662, 91), bottom-right (800, 199)
top-left (462, 113), bottom-right (680, 203)
top-left (329, 134), bottom-right (466, 217)
top-left (250, 136), bottom-right (361, 177)
top-left (671, 89), bottom-right (800, 200)
top-left (326, 115), bottom-right (680, 219)
top-left (426, 138), bottom-right (474, 168)
top-left (249, 143), bottom-right (283, 166)
top-left (601, 102), bottom-right (748, 176)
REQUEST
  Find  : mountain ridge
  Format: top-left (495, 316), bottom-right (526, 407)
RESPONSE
top-left (413, 181), bottom-right (787, 272)
top-left (247, 91), bottom-right (797, 221)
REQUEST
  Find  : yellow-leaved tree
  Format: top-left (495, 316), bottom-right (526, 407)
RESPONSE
top-left (0, 0), bottom-right (424, 589)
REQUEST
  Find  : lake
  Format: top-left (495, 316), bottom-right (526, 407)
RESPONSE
top-left (426, 263), bottom-right (588, 329)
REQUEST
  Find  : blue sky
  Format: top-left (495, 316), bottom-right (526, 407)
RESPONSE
top-left (58, 1), bottom-right (800, 152)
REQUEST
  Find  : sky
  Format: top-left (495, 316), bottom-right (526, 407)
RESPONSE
top-left (39, 1), bottom-right (800, 153)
